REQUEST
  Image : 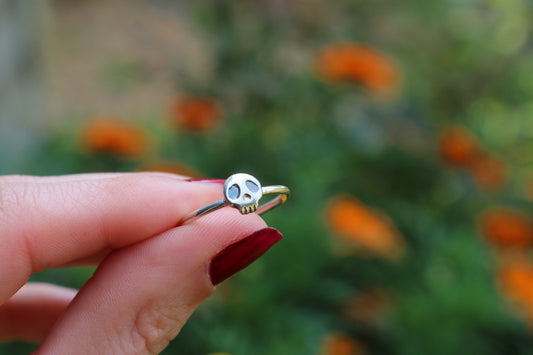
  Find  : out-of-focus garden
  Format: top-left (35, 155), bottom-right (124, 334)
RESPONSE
top-left (2, 0), bottom-right (533, 354)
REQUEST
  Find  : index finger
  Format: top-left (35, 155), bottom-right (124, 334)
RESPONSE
top-left (0, 173), bottom-right (225, 303)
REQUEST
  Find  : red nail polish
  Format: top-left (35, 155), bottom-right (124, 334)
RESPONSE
top-left (185, 178), bottom-right (225, 183)
top-left (209, 227), bottom-right (283, 285)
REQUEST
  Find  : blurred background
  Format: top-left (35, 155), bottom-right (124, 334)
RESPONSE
top-left (2, 0), bottom-right (533, 354)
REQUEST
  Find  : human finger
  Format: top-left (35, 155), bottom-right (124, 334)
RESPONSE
top-left (0, 283), bottom-right (77, 343)
top-left (0, 173), bottom-right (224, 304)
top-left (36, 209), bottom-right (281, 354)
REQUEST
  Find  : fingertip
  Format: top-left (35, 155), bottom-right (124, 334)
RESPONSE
top-left (209, 226), bottom-right (283, 285)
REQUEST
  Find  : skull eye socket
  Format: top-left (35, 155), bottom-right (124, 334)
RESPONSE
top-left (228, 184), bottom-right (240, 200)
top-left (245, 180), bottom-right (259, 193)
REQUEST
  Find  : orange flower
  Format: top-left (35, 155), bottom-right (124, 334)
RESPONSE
top-left (137, 161), bottom-right (202, 178)
top-left (81, 117), bottom-right (147, 157)
top-left (498, 259), bottom-right (533, 324)
top-left (326, 195), bottom-right (405, 260)
top-left (438, 126), bottom-right (481, 167)
top-left (170, 96), bottom-right (221, 132)
top-left (479, 208), bottom-right (533, 249)
top-left (315, 43), bottom-right (399, 93)
top-left (469, 154), bottom-right (506, 190)
top-left (321, 333), bottom-right (365, 355)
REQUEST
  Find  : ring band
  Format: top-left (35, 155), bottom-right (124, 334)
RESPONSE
top-left (181, 173), bottom-right (290, 224)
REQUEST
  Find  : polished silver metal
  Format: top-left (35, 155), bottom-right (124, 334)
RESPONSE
top-left (181, 173), bottom-right (290, 224)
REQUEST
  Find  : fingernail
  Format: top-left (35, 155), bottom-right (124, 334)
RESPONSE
top-left (185, 178), bottom-right (225, 183)
top-left (209, 227), bottom-right (283, 285)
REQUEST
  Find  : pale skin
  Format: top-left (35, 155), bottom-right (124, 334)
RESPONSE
top-left (0, 173), bottom-right (266, 354)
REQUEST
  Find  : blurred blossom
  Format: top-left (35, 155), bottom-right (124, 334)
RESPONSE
top-left (469, 154), bottom-right (507, 190)
top-left (81, 117), bottom-right (148, 158)
top-left (137, 161), bottom-right (202, 178)
top-left (170, 96), bottom-right (221, 132)
top-left (315, 43), bottom-right (399, 94)
top-left (498, 259), bottom-right (533, 326)
top-left (341, 289), bottom-right (390, 327)
top-left (320, 332), bottom-right (365, 355)
top-left (479, 208), bottom-right (533, 249)
top-left (326, 195), bottom-right (405, 260)
top-left (438, 126), bottom-right (481, 167)
top-left (438, 126), bottom-right (507, 190)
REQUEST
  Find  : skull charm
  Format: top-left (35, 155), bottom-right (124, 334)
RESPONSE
top-left (223, 173), bottom-right (263, 214)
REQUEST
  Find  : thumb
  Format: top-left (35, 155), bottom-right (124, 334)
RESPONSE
top-left (35, 210), bottom-right (282, 355)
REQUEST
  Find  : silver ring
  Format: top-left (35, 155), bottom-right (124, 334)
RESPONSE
top-left (181, 173), bottom-right (290, 224)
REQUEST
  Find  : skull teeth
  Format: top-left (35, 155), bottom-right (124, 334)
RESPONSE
top-left (240, 204), bottom-right (258, 214)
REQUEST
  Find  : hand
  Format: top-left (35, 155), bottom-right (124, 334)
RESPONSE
top-left (0, 173), bottom-right (282, 354)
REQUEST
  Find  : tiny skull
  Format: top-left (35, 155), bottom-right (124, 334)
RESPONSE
top-left (224, 173), bottom-right (263, 214)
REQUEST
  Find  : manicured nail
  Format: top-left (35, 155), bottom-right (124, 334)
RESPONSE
top-left (209, 227), bottom-right (283, 285)
top-left (185, 178), bottom-right (225, 183)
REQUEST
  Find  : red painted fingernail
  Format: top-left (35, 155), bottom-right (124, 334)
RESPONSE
top-left (185, 178), bottom-right (225, 183)
top-left (209, 227), bottom-right (283, 285)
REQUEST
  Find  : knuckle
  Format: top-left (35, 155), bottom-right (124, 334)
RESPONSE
top-left (0, 176), bottom-right (37, 226)
top-left (0, 176), bottom-right (43, 276)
